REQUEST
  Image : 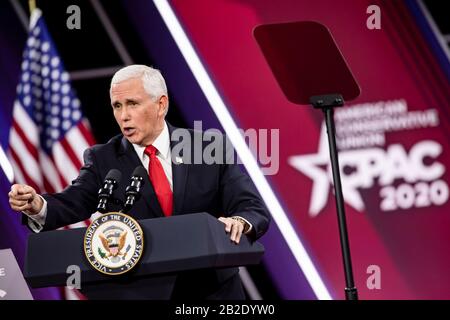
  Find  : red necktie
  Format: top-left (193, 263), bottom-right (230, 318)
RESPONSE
top-left (144, 145), bottom-right (173, 216)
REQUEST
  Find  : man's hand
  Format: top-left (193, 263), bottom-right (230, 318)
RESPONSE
top-left (218, 217), bottom-right (247, 244)
top-left (8, 184), bottom-right (43, 215)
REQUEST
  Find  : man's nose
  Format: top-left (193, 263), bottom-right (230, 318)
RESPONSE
top-left (120, 107), bottom-right (131, 121)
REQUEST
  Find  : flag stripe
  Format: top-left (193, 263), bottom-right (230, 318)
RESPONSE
top-left (51, 165), bottom-right (68, 192)
top-left (68, 220), bottom-right (90, 228)
top-left (79, 121), bottom-right (96, 147)
top-left (42, 176), bottom-right (56, 194)
top-left (13, 120), bottom-right (39, 160)
top-left (60, 133), bottom-right (82, 170)
top-left (63, 287), bottom-right (87, 300)
top-left (39, 151), bottom-right (63, 192)
top-left (8, 154), bottom-right (26, 187)
top-left (13, 101), bottom-right (39, 146)
top-left (67, 124), bottom-right (90, 162)
top-left (48, 153), bottom-right (71, 188)
top-left (52, 142), bottom-right (79, 183)
top-left (9, 129), bottom-right (43, 189)
top-left (9, 148), bottom-right (41, 192)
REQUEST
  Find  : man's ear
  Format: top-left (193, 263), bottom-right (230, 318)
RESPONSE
top-left (158, 95), bottom-right (169, 116)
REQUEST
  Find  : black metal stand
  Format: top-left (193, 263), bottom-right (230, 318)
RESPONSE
top-left (310, 94), bottom-right (358, 300)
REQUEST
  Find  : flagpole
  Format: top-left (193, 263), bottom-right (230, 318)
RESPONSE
top-left (29, 0), bottom-right (36, 14)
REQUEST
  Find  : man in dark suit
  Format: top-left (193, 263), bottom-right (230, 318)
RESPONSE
top-left (8, 65), bottom-right (270, 299)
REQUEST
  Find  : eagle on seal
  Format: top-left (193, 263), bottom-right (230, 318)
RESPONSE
top-left (99, 231), bottom-right (127, 258)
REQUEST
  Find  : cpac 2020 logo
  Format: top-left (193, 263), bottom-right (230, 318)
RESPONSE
top-left (289, 99), bottom-right (448, 216)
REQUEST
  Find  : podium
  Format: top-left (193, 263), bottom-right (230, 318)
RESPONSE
top-left (24, 212), bottom-right (265, 299)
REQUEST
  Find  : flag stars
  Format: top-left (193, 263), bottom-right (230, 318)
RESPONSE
top-left (51, 129), bottom-right (60, 140)
top-left (21, 60), bottom-right (29, 71)
top-left (23, 84), bottom-right (30, 94)
top-left (15, 16), bottom-right (85, 154)
top-left (42, 66), bottom-right (50, 77)
top-left (61, 72), bottom-right (69, 82)
top-left (33, 51), bottom-right (42, 62)
top-left (23, 96), bottom-right (31, 106)
top-left (51, 105), bottom-right (59, 115)
top-left (72, 99), bottom-right (80, 109)
top-left (51, 82), bottom-right (60, 92)
top-left (28, 49), bottom-right (37, 60)
top-left (41, 42), bottom-right (50, 52)
top-left (31, 64), bottom-right (41, 74)
top-left (72, 110), bottom-right (81, 121)
top-left (61, 84), bottom-right (70, 94)
top-left (35, 112), bottom-right (43, 122)
top-left (62, 96), bottom-right (70, 107)
top-left (62, 108), bottom-right (71, 118)
top-left (31, 75), bottom-right (42, 86)
top-left (42, 78), bottom-right (50, 89)
top-left (41, 54), bottom-right (50, 64)
top-left (51, 57), bottom-right (60, 67)
top-left (32, 26), bottom-right (40, 36)
top-left (32, 87), bottom-right (42, 98)
top-left (51, 93), bottom-right (60, 104)
top-left (22, 72), bottom-right (30, 82)
top-left (51, 69), bottom-right (60, 80)
top-left (62, 120), bottom-right (71, 130)
top-left (27, 37), bottom-right (36, 47)
top-left (51, 118), bottom-right (60, 127)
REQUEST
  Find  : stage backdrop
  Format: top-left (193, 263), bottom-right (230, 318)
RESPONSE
top-left (154, 0), bottom-right (450, 299)
top-left (1, 0), bottom-right (449, 300)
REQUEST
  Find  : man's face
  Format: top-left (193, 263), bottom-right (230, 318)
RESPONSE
top-left (110, 77), bottom-right (167, 146)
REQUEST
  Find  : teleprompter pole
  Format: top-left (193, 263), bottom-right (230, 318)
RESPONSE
top-left (311, 94), bottom-right (358, 300)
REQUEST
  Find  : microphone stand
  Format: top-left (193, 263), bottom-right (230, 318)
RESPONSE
top-left (97, 180), bottom-right (123, 213)
top-left (310, 93), bottom-right (358, 300)
top-left (121, 174), bottom-right (144, 214)
top-left (97, 180), bottom-right (116, 213)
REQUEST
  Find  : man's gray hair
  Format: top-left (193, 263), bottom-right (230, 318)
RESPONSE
top-left (110, 65), bottom-right (169, 114)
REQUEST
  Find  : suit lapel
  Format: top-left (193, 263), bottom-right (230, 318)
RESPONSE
top-left (168, 124), bottom-right (189, 215)
top-left (118, 137), bottom-right (164, 218)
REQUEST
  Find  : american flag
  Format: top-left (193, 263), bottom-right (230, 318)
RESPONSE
top-left (7, 9), bottom-right (95, 299)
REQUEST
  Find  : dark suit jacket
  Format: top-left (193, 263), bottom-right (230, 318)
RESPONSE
top-left (39, 123), bottom-right (270, 299)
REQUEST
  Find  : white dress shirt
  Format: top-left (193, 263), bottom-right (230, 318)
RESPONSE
top-left (131, 122), bottom-right (173, 190)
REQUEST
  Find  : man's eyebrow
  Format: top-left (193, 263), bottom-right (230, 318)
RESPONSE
top-left (112, 98), bottom-right (139, 106)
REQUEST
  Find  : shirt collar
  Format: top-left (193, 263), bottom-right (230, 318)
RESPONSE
top-left (132, 122), bottom-right (170, 161)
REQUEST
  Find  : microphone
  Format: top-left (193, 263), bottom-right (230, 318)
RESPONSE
top-left (97, 169), bottom-right (122, 213)
top-left (122, 166), bottom-right (147, 213)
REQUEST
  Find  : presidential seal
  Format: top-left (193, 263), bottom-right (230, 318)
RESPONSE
top-left (84, 212), bottom-right (144, 275)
